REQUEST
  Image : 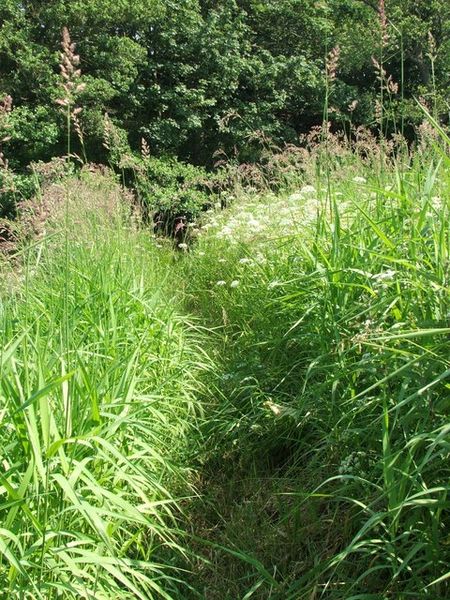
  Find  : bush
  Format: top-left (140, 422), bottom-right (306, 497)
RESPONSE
top-left (0, 170), bottom-right (40, 218)
top-left (133, 155), bottom-right (215, 236)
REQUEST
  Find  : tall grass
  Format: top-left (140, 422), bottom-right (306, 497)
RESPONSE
top-left (0, 124), bottom-right (448, 598)
top-left (179, 139), bottom-right (449, 598)
top-left (0, 173), bottom-right (208, 598)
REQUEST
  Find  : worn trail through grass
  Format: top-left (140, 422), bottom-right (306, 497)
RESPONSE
top-left (0, 154), bottom-right (449, 599)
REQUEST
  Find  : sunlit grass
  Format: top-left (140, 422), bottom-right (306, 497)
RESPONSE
top-left (180, 147), bottom-right (449, 598)
top-left (0, 143), bottom-right (449, 599)
top-left (0, 174), bottom-right (208, 598)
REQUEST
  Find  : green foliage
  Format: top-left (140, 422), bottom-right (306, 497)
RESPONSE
top-left (135, 156), bottom-right (212, 222)
top-left (2, 0), bottom-right (448, 169)
top-left (0, 173), bottom-right (206, 598)
top-left (8, 106), bottom-right (59, 165)
top-left (178, 138), bottom-right (450, 598)
top-left (0, 170), bottom-right (39, 217)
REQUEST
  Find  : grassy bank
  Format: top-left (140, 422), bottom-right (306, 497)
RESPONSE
top-left (1, 141), bottom-right (449, 599)
top-left (0, 173), bottom-right (209, 598)
top-left (179, 147), bottom-right (449, 598)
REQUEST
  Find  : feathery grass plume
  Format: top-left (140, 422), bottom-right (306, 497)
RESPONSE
top-left (374, 0), bottom-right (389, 148)
top-left (326, 45), bottom-right (340, 83)
top-left (57, 27), bottom-right (85, 106)
top-left (102, 111), bottom-right (113, 153)
top-left (386, 74), bottom-right (398, 94)
top-left (371, 55), bottom-right (386, 81)
top-left (378, 0), bottom-right (389, 46)
top-left (427, 30), bottom-right (437, 60)
top-left (323, 45), bottom-right (341, 215)
top-left (56, 27), bottom-right (86, 159)
top-left (103, 112), bottom-right (129, 164)
top-left (372, 57), bottom-right (398, 96)
top-left (71, 106), bottom-right (86, 158)
top-left (324, 46), bottom-right (340, 147)
top-left (0, 94), bottom-right (12, 170)
top-left (374, 98), bottom-right (383, 124)
top-left (427, 31), bottom-right (439, 120)
top-left (141, 137), bottom-right (151, 159)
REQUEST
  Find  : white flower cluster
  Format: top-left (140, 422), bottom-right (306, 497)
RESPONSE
top-left (371, 269), bottom-right (396, 284)
top-left (216, 279), bottom-right (240, 288)
top-left (195, 175), bottom-right (377, 258)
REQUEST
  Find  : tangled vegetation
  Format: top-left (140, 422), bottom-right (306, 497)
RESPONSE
top-left (0, 1), bottom-right (449, 599)
top-left (1, 121), bottom-right (449, 598)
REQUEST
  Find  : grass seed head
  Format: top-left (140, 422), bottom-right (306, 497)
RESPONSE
top-left (57, 27), bottom-right (85, 114)
top-left (378, 0), bottom-right (389, 45)
top-left (326, 46), bottom-right (340, 82)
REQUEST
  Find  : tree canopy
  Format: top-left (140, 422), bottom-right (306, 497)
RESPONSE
top-left (0, 0), bottom-right (448, 167)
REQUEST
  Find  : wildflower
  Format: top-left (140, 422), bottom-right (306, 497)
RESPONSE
top-left (289, 192), bottom-right (303, 202)
top-left (353, 176), bottom-right (367, 184)
top-left (178, 243), bottom-right (188, 251)
top-left (301, 185), bottom-right (316, 194)
top-left (247, 218), bottom-right (262, 230)
top-left (230, 280), bottom-right (240, 288)
top-left (372, 269), bottom-right (396, 282)
top-left (268, 280), bottom-right (281, 289)
top-left (338, 451), bottom-right (366, 476)
top-left (431, 196), bottom-right (442, 211)
top-left (239, 258), bottom-right (252, 265)
top-left (218, 226), bottom-right (233, 237)
top-left (216, 280), bottom-right (226, 286)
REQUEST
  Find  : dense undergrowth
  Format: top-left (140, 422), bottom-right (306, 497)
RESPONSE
top-left (1, 133), bottom-right (449, 599)
top-left (179, 146), bottom-right (450, 598)
top-left (0, 174), bottom-right (210, 598)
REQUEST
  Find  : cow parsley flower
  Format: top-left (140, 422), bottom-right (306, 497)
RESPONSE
top-left (288, 192), bottom-right (303, 202)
